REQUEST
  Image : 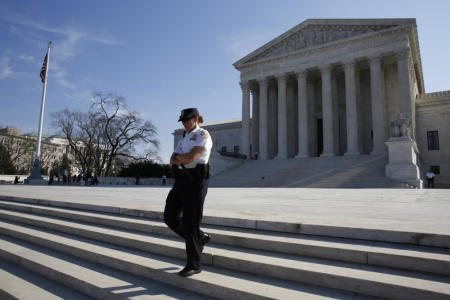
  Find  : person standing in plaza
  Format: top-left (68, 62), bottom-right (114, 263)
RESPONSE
top-left (426, 168), bottom-right (436, 188)
top-left (164, 108), bottom-right (212, 277)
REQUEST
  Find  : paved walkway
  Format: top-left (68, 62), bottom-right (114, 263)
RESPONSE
top-left (0, 185), bottom-right (449, 235)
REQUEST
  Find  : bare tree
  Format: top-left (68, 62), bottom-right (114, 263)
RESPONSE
top-left (1, 135), bottom-right (35, 171)
top-left (52, 109), bottom-right (106, 175)
top-left (0, 143), bottom-right (15, 174)
top-left (93, 93), bottom-right (159, 176)
top-left (52, 93), bottom-right (159, 176)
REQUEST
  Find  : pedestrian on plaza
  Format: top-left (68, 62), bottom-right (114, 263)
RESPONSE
top-left (135, 173), bottom-right (140, 185)
top-left (49, 171), bottom-right (54, 185)
top-left (162, 174), bottom-right (167, 186)
top-left (86, 170), bottom-right (92, 186)
top-left (164, 108), bottom-right (213, 277)
top-left (64, 169), bottom-right (69, 185)
top-left (426, 168), bottom-right (436, 188)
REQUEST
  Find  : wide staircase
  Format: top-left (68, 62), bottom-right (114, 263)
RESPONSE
top-left (210, 154), bottom-right (407, 188)
top-left (0, 196), bottom-right (449, 299)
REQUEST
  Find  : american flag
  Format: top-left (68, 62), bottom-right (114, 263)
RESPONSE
top-left (40, 54), bottom-right (48, 83)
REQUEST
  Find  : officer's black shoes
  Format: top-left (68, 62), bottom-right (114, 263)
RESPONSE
top-left (178, 266), bottom-right (202, 277)
top-left (202, 233), bottom-right (210, 246)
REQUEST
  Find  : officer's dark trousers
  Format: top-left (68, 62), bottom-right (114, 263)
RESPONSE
top-left (164, 176), bottom-right (208, 269)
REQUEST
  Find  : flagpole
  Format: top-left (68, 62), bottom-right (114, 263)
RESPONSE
top-left (27, 41), bottom-right (52, 183)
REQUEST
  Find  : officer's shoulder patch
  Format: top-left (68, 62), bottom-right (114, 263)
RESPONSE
top-left (200, 130), bottom-right (210, 138)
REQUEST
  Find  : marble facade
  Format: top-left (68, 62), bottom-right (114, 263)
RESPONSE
top-left (235, 19), bottom-right (423, 160)
top-left (174, 18), bottom-right (450, 187)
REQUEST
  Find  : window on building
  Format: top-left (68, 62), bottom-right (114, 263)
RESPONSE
top-left (221, 146), bottom-right (227, 153)
top-left (427, 131), bottom-right (439, 151)
top-left (430, 165), bottom-right (440, 175)
top-left (233, 145), bottom-right (240, 154)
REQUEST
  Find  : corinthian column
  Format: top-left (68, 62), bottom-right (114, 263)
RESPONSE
top-left (369, 55), bottom-right (386, 154)
top-left (296, 70), bottom-right (309, 158)
top-left (251, 87), bottom-right (259, 157)
top-left (240, 81), bottom-right (251, 158)
top-left (320, 65), bottom-right (334, 156)
top-left (343, 60), bottom-right (360, 155)
top-left (397, 49), bottom-right (415, 139)
top-left (258, 78), bottom-right (268, 160)
top-left (276, 74), bottom-right (288, 159)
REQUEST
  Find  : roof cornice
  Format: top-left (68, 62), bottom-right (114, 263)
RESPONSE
top-left (417, 90), bottom-right (450, 103)
top-left (233, 19), bottom-right (424, 93)
top-left (233, 18), bottom-right (417, 68)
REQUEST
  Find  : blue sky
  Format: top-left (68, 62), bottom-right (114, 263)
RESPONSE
top-left (1, 0), bottom-right (449, 163)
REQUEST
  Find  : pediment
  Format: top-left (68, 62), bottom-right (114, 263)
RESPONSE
top-left (234, 20), bottom-right (410, 67)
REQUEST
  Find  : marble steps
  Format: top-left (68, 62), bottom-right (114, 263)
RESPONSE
top-left (0, 236), bottom-right (211, 300)
top-left (210, 154), bottom-right (403, 188)
top-left (0, 205), bottom-right (450, 299)
top-left (1, 207), bottom-right (450, 277)
top-left (1, 197), bottom-right (449, 248)
top-left (0, 258), bottom-right (92, 300)
top-left (0, 223), bottom-right (361, 300)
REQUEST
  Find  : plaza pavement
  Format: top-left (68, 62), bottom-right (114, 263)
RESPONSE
top-left (0, 184), bottom-right (449, 236)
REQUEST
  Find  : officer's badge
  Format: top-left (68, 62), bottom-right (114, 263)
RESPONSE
top-left (190, 134), bottom-right (198, 141)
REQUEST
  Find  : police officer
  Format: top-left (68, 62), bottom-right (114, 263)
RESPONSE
top-left (164, 108), bottom-right (212, 277)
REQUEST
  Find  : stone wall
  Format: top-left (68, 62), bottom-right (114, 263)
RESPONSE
top-left (0, 175), bottom-right (28, 184)
top-left (416, 91), bottom-right (450, 187)
top-left (208, 152), bottom-right (245, 176)
top-left (0, 174), bottom-right (174, 186)
top-left (98, 177), bottom-right (174, 186)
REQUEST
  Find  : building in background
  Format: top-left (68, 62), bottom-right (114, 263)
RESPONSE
top-left (173, 19), bottom-right (450, 187)
top-left (0, 127), bottom-right (75, 175)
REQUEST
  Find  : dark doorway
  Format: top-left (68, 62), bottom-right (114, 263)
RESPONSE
top-left (317, 118), bottom-right (323, 156)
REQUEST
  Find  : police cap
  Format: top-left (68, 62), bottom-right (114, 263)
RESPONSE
top-left (178, 108), bottom-right (199, 122)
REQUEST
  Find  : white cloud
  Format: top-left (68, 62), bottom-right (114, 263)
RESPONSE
top-left (63, 90), bottom-right (93, 104)
top-left (0, 55), bottom-right (12, 79)
top-left (8, 25), bottom-right (45, 50)
top-left (1, 13), bottom-right (122, 50)
top-left (220, 33), bottom-right (273, 61)
top-left (1, 12), bottom-right (122, 89)
top-left (18, 54), bottom-right (35, 62)
top-left (50, 62), bottom-right (76, 89)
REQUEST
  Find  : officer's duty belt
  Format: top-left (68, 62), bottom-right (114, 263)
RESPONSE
top-left (174, 164), bottom-right (210, 180)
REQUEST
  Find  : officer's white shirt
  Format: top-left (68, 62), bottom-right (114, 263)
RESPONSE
top-left (175, 126), bottom-right (212, 168)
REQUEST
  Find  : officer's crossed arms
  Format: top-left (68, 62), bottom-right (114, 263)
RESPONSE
top-left (170, 146), bottom-right (206, 166)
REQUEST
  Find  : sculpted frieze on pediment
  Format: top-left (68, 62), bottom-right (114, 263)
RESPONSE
top-left (245, 24), bottom-right (398, 64)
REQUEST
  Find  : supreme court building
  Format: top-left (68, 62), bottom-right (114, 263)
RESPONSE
top-left (174, 19), bottom-right (450, 186)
